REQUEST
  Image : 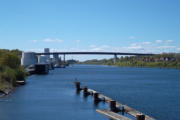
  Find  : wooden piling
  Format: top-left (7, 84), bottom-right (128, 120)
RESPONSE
top-left (74, 81), bottom-right (81, 91)
top-left (93, 92), bottom-right (99, 101)
top-left (73, 82), bottom-right (154, 120)
top-left (109, 100), bottom-right (117, 112)
top-left (120, 105), bottom-right (125, 112)
top-left (83, 86), bottom-right (88, 93)
top-left (136, 114), bottom-right (145, 120)
top-left (87, 88), bottom-right (155, 120)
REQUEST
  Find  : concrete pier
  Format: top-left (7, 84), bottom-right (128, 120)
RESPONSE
top-left (87, 88), bottom-right (155, 120)
top-left (96, 109), bottom-right (131, 120)
top-left (73, 82), bottom-right (155, 120)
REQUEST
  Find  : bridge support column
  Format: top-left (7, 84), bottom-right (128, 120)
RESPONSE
top-left (114, 54), bottom-right (118, 64)
top-left (63, 54), bottom-right (66, 63)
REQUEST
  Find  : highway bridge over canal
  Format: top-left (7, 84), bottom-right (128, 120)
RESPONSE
top-left (35, 52), bottom-right (155, 63)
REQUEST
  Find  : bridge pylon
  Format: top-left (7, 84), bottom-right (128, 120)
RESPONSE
top-left (114, 54), bottom-right (118, 64)
top-left (63, 54), bottom-right (66, 63)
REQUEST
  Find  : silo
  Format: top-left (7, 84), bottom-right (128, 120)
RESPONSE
top-left (44, 48), bottom-right (50, 60)
top-left (21, 52), bottom-right (37, 67)
top-left (38, 56), bottom-right (48, 64)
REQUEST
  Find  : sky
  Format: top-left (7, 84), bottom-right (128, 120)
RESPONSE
top-left (0, 0), bottom-right (180, 60)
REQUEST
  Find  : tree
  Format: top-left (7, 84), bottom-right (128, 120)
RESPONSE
top-left (0, 52), bottom-right (20, 69)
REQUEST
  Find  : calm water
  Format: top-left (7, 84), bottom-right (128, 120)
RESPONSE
top-left (0, 64), bottom-right (180, 120)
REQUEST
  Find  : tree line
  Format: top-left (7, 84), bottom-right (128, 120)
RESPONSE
top-left (0, 49), bottom-right (27, 92)
top-left (81, 53), bottom-right (180, 69)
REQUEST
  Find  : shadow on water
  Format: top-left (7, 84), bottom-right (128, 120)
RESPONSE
top-left (75, 90), bottom-right (81, 96)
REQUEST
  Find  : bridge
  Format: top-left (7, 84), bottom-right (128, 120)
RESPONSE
top-left (35, 52), bottom-right (155, 63)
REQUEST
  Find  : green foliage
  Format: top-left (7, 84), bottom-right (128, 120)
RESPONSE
top-left (81, 59), bottom-right (114, 65)
top-left (15, 67), bottom-right (27, 81)
top-left (0, 49), bottom-right (27, 92)
top-left (0, 52), bottom-right (20, 69)
top-left (81, 53), bottom-right (180, 69)
top-left (0, 66), bottom-right (16, 86)
top-left (11, 49), bottom-right (22, 57)
top-left (0, 78), bottom-right (12, 91)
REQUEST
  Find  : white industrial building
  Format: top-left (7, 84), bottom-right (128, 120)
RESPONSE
top-left (21, 52), bottom-right (37, 67)
top-left (21, 48), bottom-right (53, 68)
top-left (44, 48), bottom-right (50, 60)
top-left (38, 56), bottom-right (48, 64)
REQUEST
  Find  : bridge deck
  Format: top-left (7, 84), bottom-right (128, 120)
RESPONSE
top-left (35, 52), bottom-right (154, 56)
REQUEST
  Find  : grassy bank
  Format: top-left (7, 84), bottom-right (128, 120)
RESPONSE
top-left (81, 53), bottom-right (180, 69)
top-left (0, 49), bottom-right (27, 93)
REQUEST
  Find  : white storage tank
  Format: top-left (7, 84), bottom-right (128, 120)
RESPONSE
top-left (38, 56), bottom-right (48, 64)
top-left (21, 52), bottom-right (37, 67)
top-left (44, 48), bottom-right (50, 60)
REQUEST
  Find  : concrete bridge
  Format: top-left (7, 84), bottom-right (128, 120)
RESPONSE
top-left (35, 52), bottom-right (155, 63)
top-left (21, 50), bottom-right (155, 67)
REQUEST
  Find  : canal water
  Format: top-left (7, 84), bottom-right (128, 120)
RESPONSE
top-left (0, 64), bottom-right (180, 120)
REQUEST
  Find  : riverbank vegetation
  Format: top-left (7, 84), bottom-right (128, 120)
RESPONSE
top-left (81, 53), bottom-right (180, 69)
top-left (0, 49), bottom-right (27, 93)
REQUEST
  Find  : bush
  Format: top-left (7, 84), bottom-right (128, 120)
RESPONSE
top-left (15, 67), bottom-right (27, 81)
top-left (0, 52), bottom-right (20, 69)
top-left (0, 77), bottom-right (13, 91)
top-left (0, 49), bottom-right (27, 91)
top-left (0, 66), bottom-right (16, 86)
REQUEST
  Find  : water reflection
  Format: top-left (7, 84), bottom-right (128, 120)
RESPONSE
top-left (93, 100), bottom-right (100, 107)
top-left (83, 92), bottom-right (89, 98)
top-left (76, 90), bottom-right (81, 95)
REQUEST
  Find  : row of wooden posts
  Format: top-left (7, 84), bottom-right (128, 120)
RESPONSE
top-left (74, 81), bottom-right (146, 120)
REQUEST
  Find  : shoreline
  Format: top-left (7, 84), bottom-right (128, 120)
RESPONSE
top-left (0, 88), bottom-right (14, 98)
top-left (0, 80), bottom-right (25, 99)
top-left (78, 63), bottom-right (180, 70)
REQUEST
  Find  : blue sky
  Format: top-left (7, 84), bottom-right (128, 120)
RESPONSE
top-left (0, 0), bottom-right (180, 60)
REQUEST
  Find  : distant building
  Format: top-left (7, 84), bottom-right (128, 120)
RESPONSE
top-left (154, 58), bottom-right (159, 62)
top-left (160, 57), bottom-right (165, 61)
top-left (53, 54), bottom-right (59, 61)
top-left (21, 52), bottom-right (37, 67)
top-left (44, 48), bottom-right (50, 60)
top-left (171, 58), bottom-right (176, 61)
top-left (38, 56), bottom-right (48, 64)
top-left (53, 54), bottom-right (59, 65)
